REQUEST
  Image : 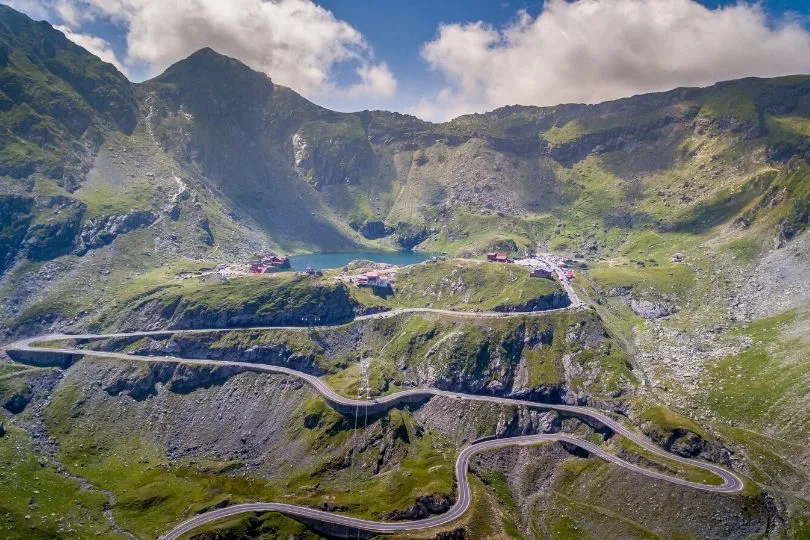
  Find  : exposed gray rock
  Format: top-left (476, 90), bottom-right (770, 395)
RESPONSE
top-left (383, 494), bottom-right (453, 520)
top-left (76, 210), bottom-right (158, 253)
top-left (630, 298), bottom-right (680, 319)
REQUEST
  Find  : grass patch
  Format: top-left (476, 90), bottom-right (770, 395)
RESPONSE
top-left (633, 399), bottom-right (710, 441)
top-left (524, 347), bottom-right (565, 387)
top-left (75, 181), bottom-right (163, 219)
top-left (0, 424), bottom-right (122, 539)
top-left (588, 263), bottom-right (695, 298)
top-left (390, 259), bottom-right (567, 311)
top-left (707, 311), bottom-right (810, 439)
top-left (543, 120), bottom-right (587, 145)
top-left (698, 93), bottom-right (758, 123)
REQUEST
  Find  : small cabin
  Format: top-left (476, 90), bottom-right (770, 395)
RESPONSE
top-left (488, 252), bottom-right (511, 263)
top-left (495, 253), bottom-right (510, 263)
top-left (530, 267), bottom-right (552, 279)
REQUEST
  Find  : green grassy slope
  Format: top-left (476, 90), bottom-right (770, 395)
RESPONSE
top-left (348, 259), bottom-right (568, 311)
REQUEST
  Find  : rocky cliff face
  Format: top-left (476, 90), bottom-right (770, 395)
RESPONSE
top-left (492, 291), bottom-right (570, 313)
top-left (397, 313), bottom-right (631, 406)
top-left (76, 210), bottom-right (158, 253)
top-left (0, 194), bottom-right (34, 273)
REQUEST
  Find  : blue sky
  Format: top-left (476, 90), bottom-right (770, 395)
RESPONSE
top-left (319, 0), bottom-right (810, 112)
top-left (6, 0), bottom-right (810, 120)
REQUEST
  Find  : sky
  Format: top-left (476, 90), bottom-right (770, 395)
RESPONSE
top-left (5, 0), bottom-right (810, 121)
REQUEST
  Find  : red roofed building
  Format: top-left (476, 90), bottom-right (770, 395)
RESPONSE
top-left (262, 255), bottom-right (290, 268)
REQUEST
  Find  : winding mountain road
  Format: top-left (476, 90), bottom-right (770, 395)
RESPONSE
top-left (7, 322), bottom-right (744, 538)
top-left (4, 271), bottom-right (744, 538)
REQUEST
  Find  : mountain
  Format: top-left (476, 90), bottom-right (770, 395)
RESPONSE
top-left (3, 4), bottom-right (810, 272)
top-left (1, 4), bottom-right (810, 539)
top-left (145, 47), bottom-right (810, 256)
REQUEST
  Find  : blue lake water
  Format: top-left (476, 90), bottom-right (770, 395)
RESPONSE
top-left (283, 251), bottom-right (436, 271)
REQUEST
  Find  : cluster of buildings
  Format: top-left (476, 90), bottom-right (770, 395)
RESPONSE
top-left (488, 251), bottom-right (555, 278)
top-left (300, 266), bottom-right (323, 277)
top-left (250, 254), bottom-right (290, 274)
top-left (489, 251), bottom-right (577, 281)
top-left (353, 271), bottom-right (392, 289)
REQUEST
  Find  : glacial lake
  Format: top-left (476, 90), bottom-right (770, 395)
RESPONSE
top-left (283, 251), bottom-right (436, 271)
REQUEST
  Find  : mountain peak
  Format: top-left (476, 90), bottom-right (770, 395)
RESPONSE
top-left (153, 47), bottom-right (273, 86)
top-left (187, 47), bottom-right (225, 61)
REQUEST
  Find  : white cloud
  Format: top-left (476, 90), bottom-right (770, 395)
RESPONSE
top-left (345, 62), bottom-right (397, 99)
top-left (4, 0), bottom-right (396, 99)
top-left (35, 0), bottom-right (396, 99)
top-left (53, 0), bottom-right (85, 26)
top-left (54, 24), bottom-right (129, 76)
top-left (416, 0), bottom-right (810, 121)
top-left (4, 0), bottom-right (50, 19)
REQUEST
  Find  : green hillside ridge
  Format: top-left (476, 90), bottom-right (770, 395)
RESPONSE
top-left (80, 259), bottom-right (568, 332)
top-left (351, 259), bottom-right (569, 311)
top-left (34, 363), bottom-right (457, 538)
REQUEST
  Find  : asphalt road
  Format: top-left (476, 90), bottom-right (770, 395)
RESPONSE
top-left (7, 323), bottom-right (745, 538)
